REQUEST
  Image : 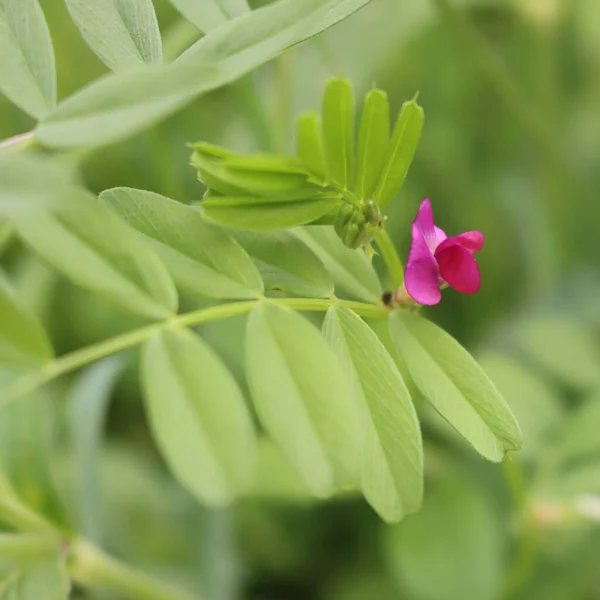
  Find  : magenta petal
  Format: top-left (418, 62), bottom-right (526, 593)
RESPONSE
top-left (448, 231), bottom-right (484, 254)
top-left (405, 223), bottom-right (442, 305)
top-left (414, 199), bottom-right (446, 252)
top-left (435, 242), bottom-right (481, 295)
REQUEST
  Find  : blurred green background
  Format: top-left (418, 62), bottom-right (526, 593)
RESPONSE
top-left (2, 0), bottom-right (600, 598)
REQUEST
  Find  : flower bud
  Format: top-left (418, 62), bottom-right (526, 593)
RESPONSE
top-left (334, 200), bottom-right (384, 249)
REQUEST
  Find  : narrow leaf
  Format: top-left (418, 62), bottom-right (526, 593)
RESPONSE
top-left (322, 78), bottom-right (355, 190)
top-left (296, 111), bottom-right (326, 179)
top-left (216, 0), bottom-right (250, 19)
top-left (142, 329), bottom-right (257, 506)
top-left (65, 0), bottom-right (162, 71)
top-left (0, 0), bottom-right (56, 118)
top-left (167, 0), bottom-right (227, 32)
top-left (0, 559), bottom-right (70, 600)
top-left (201, 194), bottom-right (340, 231)
top-left (0, 274), bottom-right (53, 367)
top-left (354, 88), bottom-right (390, 201)
top-left (373, 97), bottom-right (423, 207)
top-left (101, 187), bottom-right (263, 300)
top-left (389, 311), bottom-right (522, 461)
top-left (245, 301), bottom-right (358, 496)
top-left (294, 226), bottom-right (382, 303)
top-left (12, 193), bottom-right (178, 320)
top-left (36, 0), bottom-right (374, 149)
top-left (323, 305), bottom-right (422, 522)
top-left (227, 229), bottom-right (333, 298)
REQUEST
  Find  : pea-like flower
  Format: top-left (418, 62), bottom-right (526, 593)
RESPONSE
top-left (404, 198), bottom-right (484, 306)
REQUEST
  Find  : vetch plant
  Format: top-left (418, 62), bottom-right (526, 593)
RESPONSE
top-left (0, 1), bottom-right (524, 598)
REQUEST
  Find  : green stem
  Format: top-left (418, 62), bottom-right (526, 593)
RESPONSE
top-left (69, 539), bottom-right (197, 600)
top-left (0, 131), bottom-right (35, 151)
top-left (501, 457), bottom-right (539, 598)
top-left (375, 229), bottom-right (404, 289)
top-left (0, 534), bottom-right (61, 564)
top-left (0, 297), bottom-right (387, 406)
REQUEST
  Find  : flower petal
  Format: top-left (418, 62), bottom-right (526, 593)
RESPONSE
top-left (414, 199), bottom-right (446, 252)
top-left (435, 242), bottom-right (481, 295)
top-left (438, 231), bottom-right (484, 254)
top-left (405, 223), bottom-right (442, 305)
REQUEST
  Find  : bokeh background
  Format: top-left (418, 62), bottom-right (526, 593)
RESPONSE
top-left (2, 0), bottom-right (600, 598)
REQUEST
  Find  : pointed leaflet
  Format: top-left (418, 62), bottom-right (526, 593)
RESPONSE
top-left (227, 229), bottom-right (333, 298)
top-left (0, 0), bottom-right (56, 119)
top-left (354, 88), bottom-right (390, 201)
top-left (216, 0), bottom-right (250, 19)
top-left (101, 187), bottom-right (263, 300)
top-left (167, 0), bottom-right (227, 32)
top-left (36, 0), bottom-right (374, 149)
top-left (142, 329), bottom-right (257, 507)
top-left (296, 112), bottom-right (326, 180)
top-left (322, 78), bottom-right (355, 190)
top-left (294, 226), bottom-right (382, 303)
top-left (389, 311), bottom-right (522, 461)
top-left (12, 193), bottom-right (177, 320)
top-left (323, 306), bottom-right (422, 522)
top-left (65, 0), bottom-right (162, 71)
top-left (0, 558), bottom-right (70, 600)
top-left (373, 97), bottom-right (423, 207)
top-left (0, 274), bottom-right (53, 367)
top-left (202, 194), bottom-right (340, 231)
top-left (245, 301), bottom-right (358, 496)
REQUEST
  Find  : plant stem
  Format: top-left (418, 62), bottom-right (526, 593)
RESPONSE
top-left (375, 229), bottom-right (404, 289)
top-left (69, 539), bottom-right (197, 600)
top-left (0, 534), bottom-right (61, 564)
top-left (0, 131), bottom-right (35, 151)
top-left (0, 297), bottom-right (387, 406)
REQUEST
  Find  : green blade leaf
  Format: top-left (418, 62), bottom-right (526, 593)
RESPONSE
top-left (65, 0), bottom-right (162, 71)
top-left (12, 193), bottom-right (178, 320)
top-left (142, 329), bottom-right (257, 507)
top-left (296, 111), bottom-right (326, 180)
top-left (0, 274), bottom-right (53, 367)
top-left (245, 301), bottom-right (358, 496)
top-left (101, 187), bottom-right (263, 300)
top-left (354, 88), bottom-right (390, 201)
top-left (323, 305), bottom-right (422, 522)
top-left (373, 97), bottom-right (423, 208)
top-left (389, 311), bottom-right (522, 461)
top-left (216, 0), bottom-right (250, 19)
top-left (0, 153), bottom-right (74, 215)
top-left (322, 78), bottom-right (355, 190)
top-left (0, 0), bottom-right (56, 119)
top-left (226, 229), bottom-right (333, 298)
top-left (385, 478), bottom-right (502, 600)
top-left (201, 194), bottom-right (340, 231)
top-left (166, 0), bottom-right (227, 32)
top-left (36, 0), bottom-right (374, 149)
top-left (0, 558), bottom-right (70, 599)
top-left (293, 226), bottom-right (382, 303)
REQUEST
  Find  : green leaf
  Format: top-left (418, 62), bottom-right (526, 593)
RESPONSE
top-left (373, 97), bottom-right (423, 207)
top-left (0, 274), bottom-right (53, 367)
top-left (293, 226), bottom-right (382, 303)
top-left (322, 78), bottom-right (355, 190)
top-left (323, 305), bottom-right (422, 522)
top-left (385, 478), bottom-right (503, 600)
top-left (216, 0), bottom-right (250, 19)
top-left (12, 193), bottom-right (178, 320)
top-left (68, 357), bottom-right (123, 543)
top-left (389, 311), bottom-right (522, 462)
top-left (245, 301), bottom-right (358, 496)
top-left (0, 0), bottom-right (56, 119)
top-left (101, 187), bottom-right (263, 300)
top-left (65, 0), bottom-right (162, 71)
top-left (142, 329), bottom-right (257, 506)
top-left (201, 193), bottom-right (340, 231)
top-left (354, 88), bottom-right (390, 201)
top-left (0, 559), bottom-right (70, 600)
top-left (296, 111), bottom-right (326, 180)
top-left (515, 314), bottom-right (600, 390)
top-left (226, 229), bottom-right (333, 298)
top-left (166, 0), bottom-right (228, 32)
top-left (477, 352), bottom-right (563, 462)
top-left (36, 0), bottom-right (373, 149)
top-left (0, 153), bottom-right (74, 215)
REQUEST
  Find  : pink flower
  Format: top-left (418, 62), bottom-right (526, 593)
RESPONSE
top-left (404, 199), bottom-right (484, 306)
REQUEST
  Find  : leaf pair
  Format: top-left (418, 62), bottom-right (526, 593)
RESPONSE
top-left (297, 79), bottom-right (424, 207)
top-left (191, 143), bottom-right (340, 231)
